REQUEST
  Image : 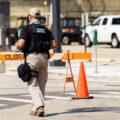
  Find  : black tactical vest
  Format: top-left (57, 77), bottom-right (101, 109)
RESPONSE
top-left (26, 24), bottom-right (50, 53)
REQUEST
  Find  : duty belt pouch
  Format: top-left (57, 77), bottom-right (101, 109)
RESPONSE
top-left (17, 53), bottom-right (31, 82)
top-left (17, 53), bottom-right (38, 82)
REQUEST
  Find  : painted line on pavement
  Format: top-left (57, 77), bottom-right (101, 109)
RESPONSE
top-left (91, 94), bottom-right (120, 99)
top-left (21, 95), bottom-right (30, 97)
top-left (0, 97), bottom-right (32, 103)
top-left (65, 92), bottom-right (120, 99)
top-left (101, 92), bottom-right (120, 95)
top-left (0, 104), bottom-right (7, 107)
top-left (45, 95), bottom-right (71, 100)
top-left (0, 97), bottom-right (49, 103)
top-left (22, 94), bottom-right (71, 100)
top-left (64, 92), bottom-right (75, 95)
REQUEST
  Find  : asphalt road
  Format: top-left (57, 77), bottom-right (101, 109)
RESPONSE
top-left (1, 44), bottom-right (120, 120)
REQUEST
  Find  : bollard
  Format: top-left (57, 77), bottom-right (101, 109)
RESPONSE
top-left (93, 29), bottom-right (98, 73)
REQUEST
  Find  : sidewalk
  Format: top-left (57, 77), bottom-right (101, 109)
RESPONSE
top-left (4, 59), bottom-right (120, 79)
top-left (48, 62), bottom-right (120, 79)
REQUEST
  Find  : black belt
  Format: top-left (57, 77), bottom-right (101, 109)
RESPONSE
top-left (29, 52), bottom-right (47, 55)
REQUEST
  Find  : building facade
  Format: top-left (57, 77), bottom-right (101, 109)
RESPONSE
top-left (10, 0), bottom-right (120, 27)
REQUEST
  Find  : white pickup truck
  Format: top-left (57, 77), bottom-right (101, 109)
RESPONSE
top-left (84, 15), bottom-right (120, 48)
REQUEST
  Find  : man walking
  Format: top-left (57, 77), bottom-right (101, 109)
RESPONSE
top-left (17, 8), bottom-right (57, 117)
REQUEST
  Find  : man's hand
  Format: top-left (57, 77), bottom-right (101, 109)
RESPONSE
top-left (50, 39), bottom-right (57, 49)
top-left (16, 39), bottom-right (25, 50)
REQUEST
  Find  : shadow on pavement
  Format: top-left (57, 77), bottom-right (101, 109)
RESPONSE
top-left (45, 107), bottom-right (120, 117)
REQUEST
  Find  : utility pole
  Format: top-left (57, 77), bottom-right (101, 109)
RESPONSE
top-left (0, 0), bottom-right (10, 50)
top-left (50, 0), bottom-right (65, 66)
top-left (52, 0), bottom-right (62, 53)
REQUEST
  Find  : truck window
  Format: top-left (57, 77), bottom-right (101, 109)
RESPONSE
top-left (102, 18), bottom-right (108, 25)
top-left (23, 19), bottom-right (28, 27)
top-left (93, 19), bottom-right (101, 26)
top-left (112, 18), bottom-right (120, 25)
top-left (62, 19), bottom-right (67, 27)
top-left (68, 19), bottom-right (74, 27)
top-left (75, 19), bottom-right (80, 27)
top-left (16, 19), bottom-right (22, 29)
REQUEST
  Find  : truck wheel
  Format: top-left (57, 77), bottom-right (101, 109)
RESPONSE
top-left (111, 35), bottom-right (119, 48)
top-left (85, 35), bottom-right (92, 47)
top-left (62, 36), bottom-right (71, 45)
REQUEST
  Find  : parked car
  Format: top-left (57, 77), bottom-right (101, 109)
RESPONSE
top-left (83, 15), bottom-right (120, 48)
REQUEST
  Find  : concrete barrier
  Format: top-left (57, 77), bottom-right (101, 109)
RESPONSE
top-left (0, 61), bottom-right (6, 73)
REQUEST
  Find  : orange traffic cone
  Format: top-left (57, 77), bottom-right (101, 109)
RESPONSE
top-left (73, 62), bottom-right (93, 99)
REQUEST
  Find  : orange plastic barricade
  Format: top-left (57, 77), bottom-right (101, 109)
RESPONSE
top-left (62, 50), bottom-right (76, 96)
top-left (0, 52), bottom-right (92, 61)
top-left (0, 53), bottom-right (24, 61)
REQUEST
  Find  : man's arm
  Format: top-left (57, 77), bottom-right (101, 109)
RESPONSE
top-left (50, 39), bottom-right (57, 49)
top-left (16, 39), bottom-right (25, 50)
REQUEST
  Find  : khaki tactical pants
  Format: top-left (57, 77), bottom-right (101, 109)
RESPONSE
top-left (27, 53), bottom-right (48, 112)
